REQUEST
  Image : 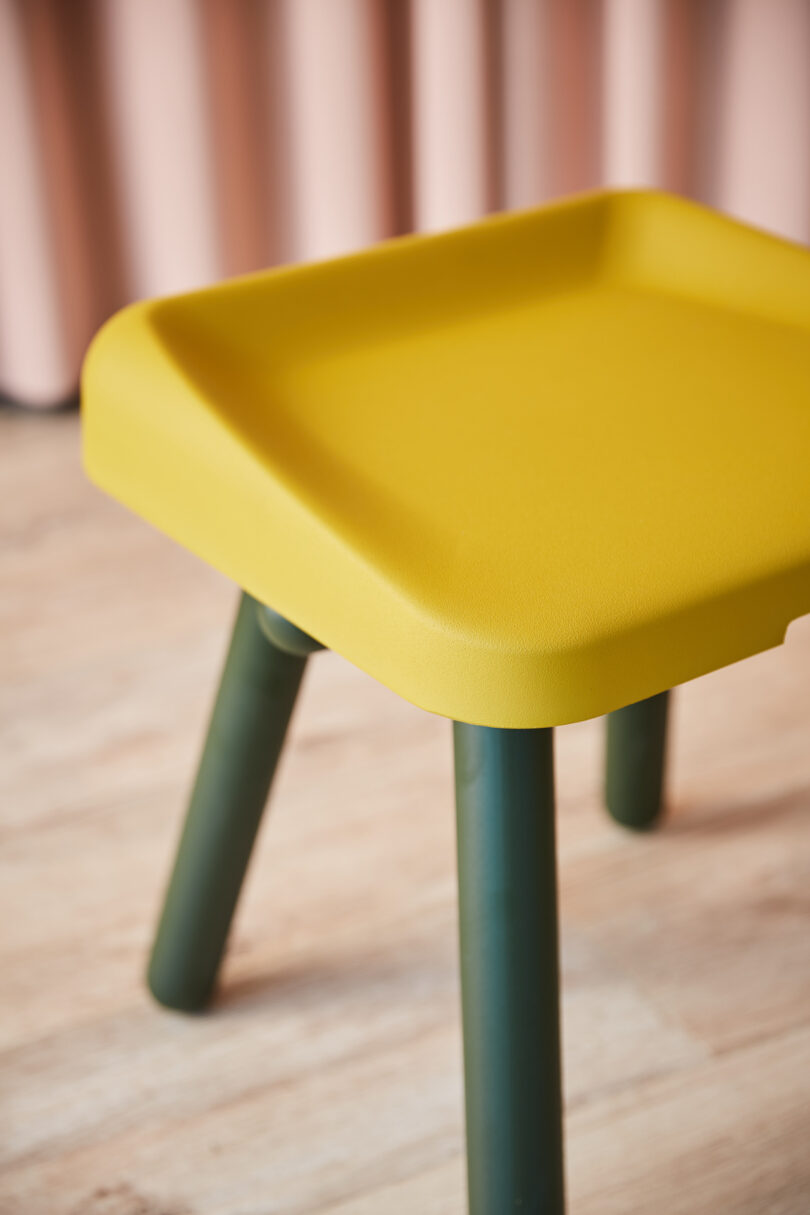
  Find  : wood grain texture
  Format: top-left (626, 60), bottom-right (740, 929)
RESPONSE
top-left (1, 409), bottom-right (809, 1213)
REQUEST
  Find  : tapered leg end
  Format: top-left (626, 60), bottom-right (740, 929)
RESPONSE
top-left (605, 691), bottom-right (671, 831)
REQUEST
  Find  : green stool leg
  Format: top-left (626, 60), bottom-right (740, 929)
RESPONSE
top-left (605, 690), bottom-right (670, 831)
top-left (454, 723), bottom-right (565, 1215)
top-left (147, 592), bottom-right (310, 1012)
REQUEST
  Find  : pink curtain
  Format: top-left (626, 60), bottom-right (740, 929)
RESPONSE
top-left (1, 0), bottom-right (809, 408)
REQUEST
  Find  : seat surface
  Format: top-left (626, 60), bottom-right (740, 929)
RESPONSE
top-left (82, 190), bottom-right (810, 727)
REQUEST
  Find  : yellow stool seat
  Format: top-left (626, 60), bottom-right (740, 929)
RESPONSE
top-left (82, 190), bottom-right (810, 727)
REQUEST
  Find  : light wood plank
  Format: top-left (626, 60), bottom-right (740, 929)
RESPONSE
top-left (1, 410), bottom-right (809, 1213)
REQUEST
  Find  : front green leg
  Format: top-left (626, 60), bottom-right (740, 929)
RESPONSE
top-left (605, 690), bottom-right (671, 831)
top-left (147, 592), bottom-right (314, 1012)
top-left (454, 723), bottom-right (565, 1215)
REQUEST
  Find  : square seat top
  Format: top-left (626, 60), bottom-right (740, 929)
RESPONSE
top-left (83, 191), bottom-right (810, 727)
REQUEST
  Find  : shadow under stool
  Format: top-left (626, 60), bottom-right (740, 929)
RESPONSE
top-left (82, 189), bottom-right (810, 1214)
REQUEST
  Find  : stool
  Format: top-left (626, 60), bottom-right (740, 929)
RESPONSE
top-left (82, 190), bottom-right (810, 1214)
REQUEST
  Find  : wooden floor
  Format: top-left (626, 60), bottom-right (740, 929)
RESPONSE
top-left (2, 408), bottom-right (810, 1215)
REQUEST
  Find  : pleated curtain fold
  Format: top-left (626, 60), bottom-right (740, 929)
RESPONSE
top-left (1, 0), bottom-right (808, 408)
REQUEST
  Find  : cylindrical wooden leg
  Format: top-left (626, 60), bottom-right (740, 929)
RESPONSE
top-left (454, 723), bottom-right (565, 1215)
top-left (605, 690), bottom-right (670, 831)
top-left (147, 592), bottom-right (309, 1011)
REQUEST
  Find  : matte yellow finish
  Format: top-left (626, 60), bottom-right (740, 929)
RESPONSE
top-left (82, 190), bottom-right (810, 727)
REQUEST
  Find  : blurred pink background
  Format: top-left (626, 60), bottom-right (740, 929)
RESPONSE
top-left (1, 0), bottom-right (809, 408)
